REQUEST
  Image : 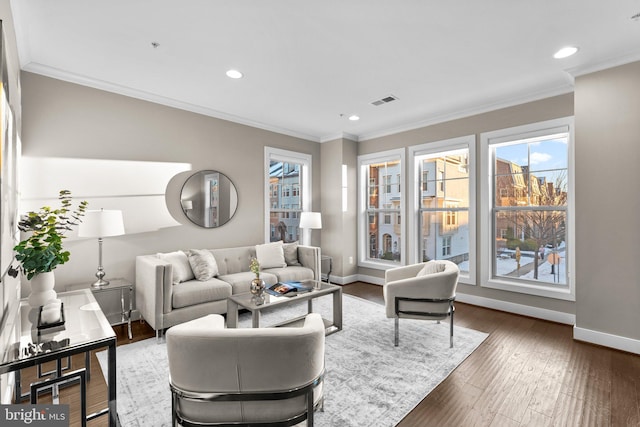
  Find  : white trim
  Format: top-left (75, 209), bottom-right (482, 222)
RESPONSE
top-left (23, 63), bottom-right (321, 143)
top-left (356, 274), bottom-right (385, 286)
top-left (456, 293), bottom-right (575, 325)
top-left (479, 116), bottom-right (575, 301)
top-left (264, 147), bottom-right (312, 244)
top-left (357, 148), bottom-right (406, 270)
top-left (319, 132), bottom-right (359, 143)
top-left (565, 51), bottom-right (640, 79)
top-left (408, 135), bottom-right (476, 285)
top-left (574, 326), bottom-right (640, 356)
top-left (328, 274), bottom-right (359, 285)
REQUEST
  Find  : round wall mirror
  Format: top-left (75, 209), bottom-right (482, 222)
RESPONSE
top-left (180, 170), bottom-right (238, 228)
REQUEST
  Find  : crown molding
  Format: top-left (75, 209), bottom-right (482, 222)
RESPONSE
top-left (565, 50), bottom-right (640, 78)
top-left (319, 132), bottom-right (359, 143)
top-left (357, 84), bottom-right (575, 142)
top-left (22, 63), bottom-right (322, 143)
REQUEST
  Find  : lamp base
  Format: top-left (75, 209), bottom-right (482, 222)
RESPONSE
top-left (91, 278), bottom-right (110, 289)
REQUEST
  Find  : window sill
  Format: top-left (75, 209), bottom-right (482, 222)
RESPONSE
top-left (358, 259), bottom-right (402, 271)
top-left (482, 277), bottom-right (575, 301)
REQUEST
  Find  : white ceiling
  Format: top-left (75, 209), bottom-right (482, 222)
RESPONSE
top-left (11, 1), bottom-right (640, 142)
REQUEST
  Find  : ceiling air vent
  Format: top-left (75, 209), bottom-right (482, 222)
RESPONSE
top-left (371, 94), bottom-right (398, 106)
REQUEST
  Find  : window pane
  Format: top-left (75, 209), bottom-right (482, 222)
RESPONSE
top-left (367, 225), bottom-right (401, 262)
top-left (494, 209), bottom-right (567, 285)
top-left (367, 160), bottom-right (401, 208)
top-left (268, 152), bottom-right (307, 244)
top-left (417, 148), bottom-right (471, 274)
top-left (420, 210), bottom-right (469, 274)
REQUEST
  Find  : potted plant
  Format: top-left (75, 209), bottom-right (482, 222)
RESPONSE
top-left (13, 190), bottom-right (88, 306)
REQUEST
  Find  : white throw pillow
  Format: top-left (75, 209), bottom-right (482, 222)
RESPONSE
top-left (416, 261), bottom-right (446, 277)
top-left (157, 251), bottom-right (195, 284)
top-left (186, 249), bottom-right (219, 281)
top-left (256, 241), bottom-right (287, 269)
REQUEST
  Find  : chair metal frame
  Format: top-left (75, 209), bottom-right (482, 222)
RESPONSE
top-left (169, 369), bottom-right (325, 427)
top-left (394, 295), bottom-right (456, 348)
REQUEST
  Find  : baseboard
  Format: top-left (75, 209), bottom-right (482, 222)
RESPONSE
top-left (454, 293), bottom-right (576, 325)
top-left (356, 274), bottom-right (385, 286)
top-left (327, 274), bottom-right (359, 285)
top-left (573, 326), bottom-right (640, 355)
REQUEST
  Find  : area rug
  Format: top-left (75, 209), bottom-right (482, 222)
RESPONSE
top-left (97, 294), bottom-right (488, 426)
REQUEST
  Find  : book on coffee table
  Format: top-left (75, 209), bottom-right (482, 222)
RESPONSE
top-left (266, 281), bottom-right (313, 297)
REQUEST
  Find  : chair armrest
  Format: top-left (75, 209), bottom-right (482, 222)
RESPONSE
top-left (297, 245), bottom-right (321, 281)
top-left (135, 255), bottom-right (173, 331)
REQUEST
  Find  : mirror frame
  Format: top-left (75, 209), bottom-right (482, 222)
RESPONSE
top-left (180, 170), bottom-right (238, 228)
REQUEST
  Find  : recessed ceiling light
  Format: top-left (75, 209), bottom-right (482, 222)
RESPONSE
top-left (348, 115), bottom-right (360, 121)
top-left (226, 69), bottom-right (243, 79)
top-left (553, 46), bottom-right (579, 59)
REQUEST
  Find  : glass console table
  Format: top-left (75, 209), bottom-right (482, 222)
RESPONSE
top-left (0, 289), bottom-right (117, 427)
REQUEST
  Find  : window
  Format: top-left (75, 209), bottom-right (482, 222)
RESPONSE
top-left (358, 149), bottom-right (404, 268)
top-left (480, 117), bottom-right (574, 300)
top-left (409, 136), bottom-right (475, 282)
top-left (442, 236), bottom-right (451, 256)
top-left (265, 147), bottom-right (311, 244)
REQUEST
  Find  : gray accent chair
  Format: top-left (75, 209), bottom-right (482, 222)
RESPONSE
top-left (166, 313), bottom-right (326, 426)
top-left (383, 260), bottom-right (459, 348)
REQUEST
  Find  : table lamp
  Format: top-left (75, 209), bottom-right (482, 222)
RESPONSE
top-left (78, 209), bottom-right (125, 288)
top-left (299, 212), bottom-right (322, 245)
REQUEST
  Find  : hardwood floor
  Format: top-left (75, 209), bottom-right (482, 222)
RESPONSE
top-left (15, 282), bottom-right (640, 426)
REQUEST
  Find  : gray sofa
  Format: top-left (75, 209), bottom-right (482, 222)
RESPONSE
top-left (136, 243), bottom-right (321, 336)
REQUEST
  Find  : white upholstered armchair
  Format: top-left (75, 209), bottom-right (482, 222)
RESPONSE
top-left (383, 260), bottom-right (459, 348)
top-left (166, 313), bottom-right (326, 426)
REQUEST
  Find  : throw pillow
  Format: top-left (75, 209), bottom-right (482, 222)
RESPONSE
top-left (157, 251), bottom-right (195, 284)
top-left (283, 241), bottom-right (301, 266)
top-left (416, 261), bottom-right (446, 277)
top-left (186, 249), bottom-right (219, 281)
top-left (255, 241), bottom-right (287, 269)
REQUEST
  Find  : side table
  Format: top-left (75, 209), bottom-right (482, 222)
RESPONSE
top-left (66, 278), bottom-right (134, 339)
top-left (321, 255), bottom-right (333, 284)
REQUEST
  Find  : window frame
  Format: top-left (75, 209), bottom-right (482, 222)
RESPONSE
top-left (357, 148), bottom-right (405, 270)
top-left (264, 147), bottom-right (312, 244)
top-left (408, 135), bottom-right (476, 285)
top-left (480, 117), bottom-right (575, 301)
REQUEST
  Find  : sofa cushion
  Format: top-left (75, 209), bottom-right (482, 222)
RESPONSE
top-left (255, 241), bottom-right (286, 269)
top-left (157, 251), bottom-right (195, 284)
top-left (186, 249), bottom-right (219, 280)
top-left (264, 266), bottom-right (314, 283)
top-left (283, 242), bottom-right (301, 266)
top-left (218, 272), bottom-right (279, 294)
top-left (172, 278), bottom-right (232, 309)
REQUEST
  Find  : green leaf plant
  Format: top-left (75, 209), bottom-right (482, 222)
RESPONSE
top-left (13, 190), bottom-right (88, 280)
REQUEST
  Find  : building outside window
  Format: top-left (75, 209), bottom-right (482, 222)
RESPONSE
top-left (265, 147), bottom-right (311, 244)
top-left (358, 149), bottom-right (404, 267)
top-left (480, 117), bottom-right (574, 300)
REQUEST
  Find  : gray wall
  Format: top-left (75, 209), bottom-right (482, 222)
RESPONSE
top-left (575, 61), bottom-right (640, 341)
top-left (357, 93), bottom-right (576, 315)
top-left (20, 72), bottom-right (321, 289)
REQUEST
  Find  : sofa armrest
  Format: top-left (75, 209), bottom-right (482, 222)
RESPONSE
top-left (135, 255), bottom-right (173, 331)
top-left (297, 245), bottom-right (321, 281)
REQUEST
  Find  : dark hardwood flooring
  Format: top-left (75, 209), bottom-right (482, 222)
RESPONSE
top-left (15, 282), bottom-right (640, 426)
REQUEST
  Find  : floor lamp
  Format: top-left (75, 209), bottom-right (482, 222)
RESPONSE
top-left (78, 209), bottom-right (125, 288)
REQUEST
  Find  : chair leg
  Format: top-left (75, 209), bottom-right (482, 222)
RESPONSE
top-left (394, 317), bottom-right (399, 347)
top-left (449, 309), bottom-right (454, 348)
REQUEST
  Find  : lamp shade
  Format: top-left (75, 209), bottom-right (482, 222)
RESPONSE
top-left (78, 209), bottom-right (125, 237)
top-left (299, 212), bottom-right (322, 229)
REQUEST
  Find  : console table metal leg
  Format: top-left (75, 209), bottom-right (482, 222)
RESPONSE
top-left (30, 368), bottom-right (87, 427)
top-left (127, 286), bottom-right (133, 339)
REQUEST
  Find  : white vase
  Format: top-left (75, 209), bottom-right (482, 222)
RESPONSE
top-left (28, 271), bottom-right (57, 307)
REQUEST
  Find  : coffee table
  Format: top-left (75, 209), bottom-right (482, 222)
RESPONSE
top-left (226, 280), bottom-right (342, 335)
